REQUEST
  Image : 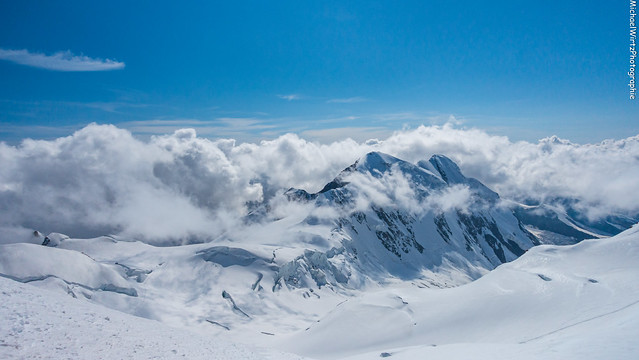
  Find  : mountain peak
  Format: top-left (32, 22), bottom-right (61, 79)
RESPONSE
top-left (315, 152), bottom-right (401, 194)
top-left (423, 154), bottom-right (499, 201)
top-left (354, 152), bottom-right (402, 174)
top-left (427, 154), bottom-right (466, 184)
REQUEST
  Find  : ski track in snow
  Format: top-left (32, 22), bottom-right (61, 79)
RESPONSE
top-left (519, 298), bottom-right (639, 344)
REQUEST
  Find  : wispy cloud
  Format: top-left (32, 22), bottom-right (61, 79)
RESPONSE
top-left (277, 94), bottom-right (301, 101)
top-left (327, 96), bottom-right (367, 104)
top-left (79, 101), bottom-right (149, 113)
top-left (373, 111), bottom-right (424, 122)
top-left (301, 126), bottom-right (392, 143)
top-left (216, 117), bottom-right (277, 130)
top-left (0, 123), bottom-right (84, 141)
top-left (0, 48), bottom-right (125, 72)
top-left (119, 117), bottom-right (280, 142)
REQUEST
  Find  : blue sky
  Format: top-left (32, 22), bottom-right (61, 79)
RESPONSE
top-left (0, 1), bottom-right (636, 144)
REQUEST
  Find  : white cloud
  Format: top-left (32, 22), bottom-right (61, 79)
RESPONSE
top-left (424, 185), bottom-right (473, 213)
top-left (0, 123), bottom-right (637, 244)
top-left (335, 167), bottom-right (473, 216)
top-left (0, 125), bottom-right (256, 243)
top-left (370, 125), bottom-right (639, 220)
top-left (327, 96), bottom-right (367, 103)
top-left (119, 117), bottom-right (279, 142)
top-left (300, 127), bottom-right (392, 143)
top-left (0, 48), bottom-right (125, 71)
top-left (216, 117), bottom-right (277, 130)
top-left (340, 167), bottom-right (423, 214)
top-left (277, 94), bottom-right (301, 101)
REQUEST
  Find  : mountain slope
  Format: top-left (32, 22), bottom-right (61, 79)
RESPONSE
top-left (513, 201), bottom-right (637, 244)
top-left (281, 152), bottom-right (539, 289)
top-left (282, 224), bottom-right (639, 359)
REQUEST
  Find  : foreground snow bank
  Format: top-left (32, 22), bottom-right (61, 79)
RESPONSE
top-left (0, 276), bottom-right (304, 360)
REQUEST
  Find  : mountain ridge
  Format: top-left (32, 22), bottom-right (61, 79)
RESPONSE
top-left (277, 151), bottom-right (539, 290)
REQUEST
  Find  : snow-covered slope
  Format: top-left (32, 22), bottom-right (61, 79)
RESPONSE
top-left (2, 223), bottom-right (637, 360)
top-left (0, 242), bottom-right (137, 297)
top-left (281, 224), bottom-right (639, 359)
top-left (0, 234), bottom-right (350, 342)
top-left (0, 276), bottom-right (304, 360)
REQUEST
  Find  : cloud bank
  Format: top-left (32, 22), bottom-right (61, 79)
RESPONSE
top-left (0, 48), bottom-right (125, 71)
top-left (1, 123), bottom-right (637, 243)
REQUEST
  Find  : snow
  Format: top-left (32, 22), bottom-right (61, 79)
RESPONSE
top-left (0, 151), bottom-right (637, 359)
top-left (280, 225), bottom-right (639, 359)
top-left (0, 243), bottom-right (135, 296)
top-left (0, 276), bottom-right (305, 360)
top-left (2, 226), bottom-right (638, 359)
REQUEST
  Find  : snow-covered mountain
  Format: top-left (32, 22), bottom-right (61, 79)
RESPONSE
top-left (1, 150), bottom-right (637, 359)
top-left (280, 151), bottom-right (540, 289)
top-left (0, 152), bottom-right (629, 326)
top-left (513, 201), bottom-right (637, 244)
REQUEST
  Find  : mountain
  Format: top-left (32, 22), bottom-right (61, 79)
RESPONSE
top-left (279, 151), bottom-right (635, 290)
top-left (5, 152), bottom-right (629, 310)
top-left (281, 152), bottom-right (539, 289)
top-left (0, 151), bottom-right (637, 359)
top-left (513, 201), bottom-right (637, 245)
top-left (0, 152), bottom-right (549, 339)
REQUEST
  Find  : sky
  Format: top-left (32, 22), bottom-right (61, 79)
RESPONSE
top-left (0, 1), bottom-right (636, 144)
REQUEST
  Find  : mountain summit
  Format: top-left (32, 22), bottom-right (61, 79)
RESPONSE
top-left (281, 152), bottom-right (539, 289)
